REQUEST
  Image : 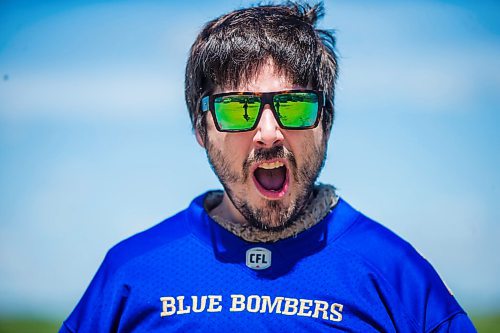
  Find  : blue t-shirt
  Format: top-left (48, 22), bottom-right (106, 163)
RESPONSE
top-left (61, 194), bottom-right (476, 332)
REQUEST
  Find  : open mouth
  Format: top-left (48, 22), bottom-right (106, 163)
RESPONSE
top-left (252, 160), bottom-right (289, 199)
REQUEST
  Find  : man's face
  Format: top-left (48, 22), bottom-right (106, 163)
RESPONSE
top-left (201, 64), bottom-right (328, 229)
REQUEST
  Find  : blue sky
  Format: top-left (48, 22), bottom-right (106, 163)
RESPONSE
top-left (0, 0), bottom-right (499, 318)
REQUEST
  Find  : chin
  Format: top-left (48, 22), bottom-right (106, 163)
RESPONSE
top-left (236, 185), bottom-right (307, 230)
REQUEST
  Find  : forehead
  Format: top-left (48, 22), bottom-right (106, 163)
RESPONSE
top-left (214, 62), bottom-right (306, 94)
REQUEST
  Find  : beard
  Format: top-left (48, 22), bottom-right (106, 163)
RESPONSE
top-left (205, 138), bottom-right (327, 230)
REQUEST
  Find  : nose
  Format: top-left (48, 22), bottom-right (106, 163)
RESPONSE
top-left (253, 105), bottom-right (284, 148)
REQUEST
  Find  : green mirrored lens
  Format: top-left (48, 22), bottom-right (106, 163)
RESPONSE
top-left (273, 92), bottom-right (319, 128)
top-left (214, 95), bottom-right (261, 131)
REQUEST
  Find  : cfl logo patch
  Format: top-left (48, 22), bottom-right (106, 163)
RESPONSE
top-left (246, 247), bottom-right (271, 270)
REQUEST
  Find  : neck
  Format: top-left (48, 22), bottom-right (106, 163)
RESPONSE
top-left (210, 192), bottom-right (247, 225)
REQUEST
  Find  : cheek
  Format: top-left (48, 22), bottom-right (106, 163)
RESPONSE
top-left (206, 128), bottom-right (253, 162)
top-left (311, 126), bottom-right (326, 146)
top-left (205, 113), bottom-right (228, 148)
top-left (287, 130), bottom-right (322, 155)
top-left (221, 132), bottom-right (254, 156)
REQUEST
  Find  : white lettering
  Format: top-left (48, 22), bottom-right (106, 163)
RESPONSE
top-left (207, 295), bottom-right (222, 312)
top-left (312, 300), bottom-right (329, 319)
top-left (247, 295), bottom-right (261, 313)
top-left (297, 299), bottom-right (313, 317)
top-left (159, 294), bottom-right (344, 323)
top-left (160, 297), bottom-right (176, 317)
top-left (282, 297), bottom-right (299, 316)
top-left (230, 294), bottom-right (246, 312)
top-left (260, 296), bottom-right (283, 314)
top-left (176, 296), bottom-right (191, 314)
top-left (329, 303), bottom-right (343, 322)
top-left (191, 296), bottom-right (207, 313)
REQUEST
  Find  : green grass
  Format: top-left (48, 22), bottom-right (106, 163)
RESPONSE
top-left (0, 314), bottom-right (498, 332)
top-left (471, 313), bottom-right (500, 332)
top-left (0, 318), bottom-right (61, 333)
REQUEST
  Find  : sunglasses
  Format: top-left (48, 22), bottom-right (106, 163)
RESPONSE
top-left (200, 89), bottom-right (325, 132)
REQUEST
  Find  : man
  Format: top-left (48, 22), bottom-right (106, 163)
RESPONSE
top-left (61, 3), bottom-right (476, 332)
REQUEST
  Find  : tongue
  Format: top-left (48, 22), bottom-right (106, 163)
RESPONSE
top-left (254, 166), bottom-right (286, 191)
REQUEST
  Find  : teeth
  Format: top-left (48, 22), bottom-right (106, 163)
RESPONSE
top-left (258, 161), bottom-right (284, 170)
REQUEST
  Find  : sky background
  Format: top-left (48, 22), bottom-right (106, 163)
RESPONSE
top-left (0, 0), bottom-right (499, 320)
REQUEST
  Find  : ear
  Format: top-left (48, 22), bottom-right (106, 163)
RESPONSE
top-left (195, 128), bottom-right (205, 148)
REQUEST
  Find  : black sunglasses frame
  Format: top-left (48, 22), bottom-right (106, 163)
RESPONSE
top-left (200, 89), bottom-right (325, 133)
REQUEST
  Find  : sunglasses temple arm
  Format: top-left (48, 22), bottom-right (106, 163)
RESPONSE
top-left (201, 96), bottom-right (210, 112)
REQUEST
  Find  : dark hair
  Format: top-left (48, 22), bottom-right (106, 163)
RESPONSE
top-left (185, 2), bottom-right (338, 140)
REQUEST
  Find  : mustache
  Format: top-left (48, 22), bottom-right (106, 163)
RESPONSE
top-left (251, 146), bottom-right (287, 162)
top-left (242, 146), bottom-right (297, 180)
